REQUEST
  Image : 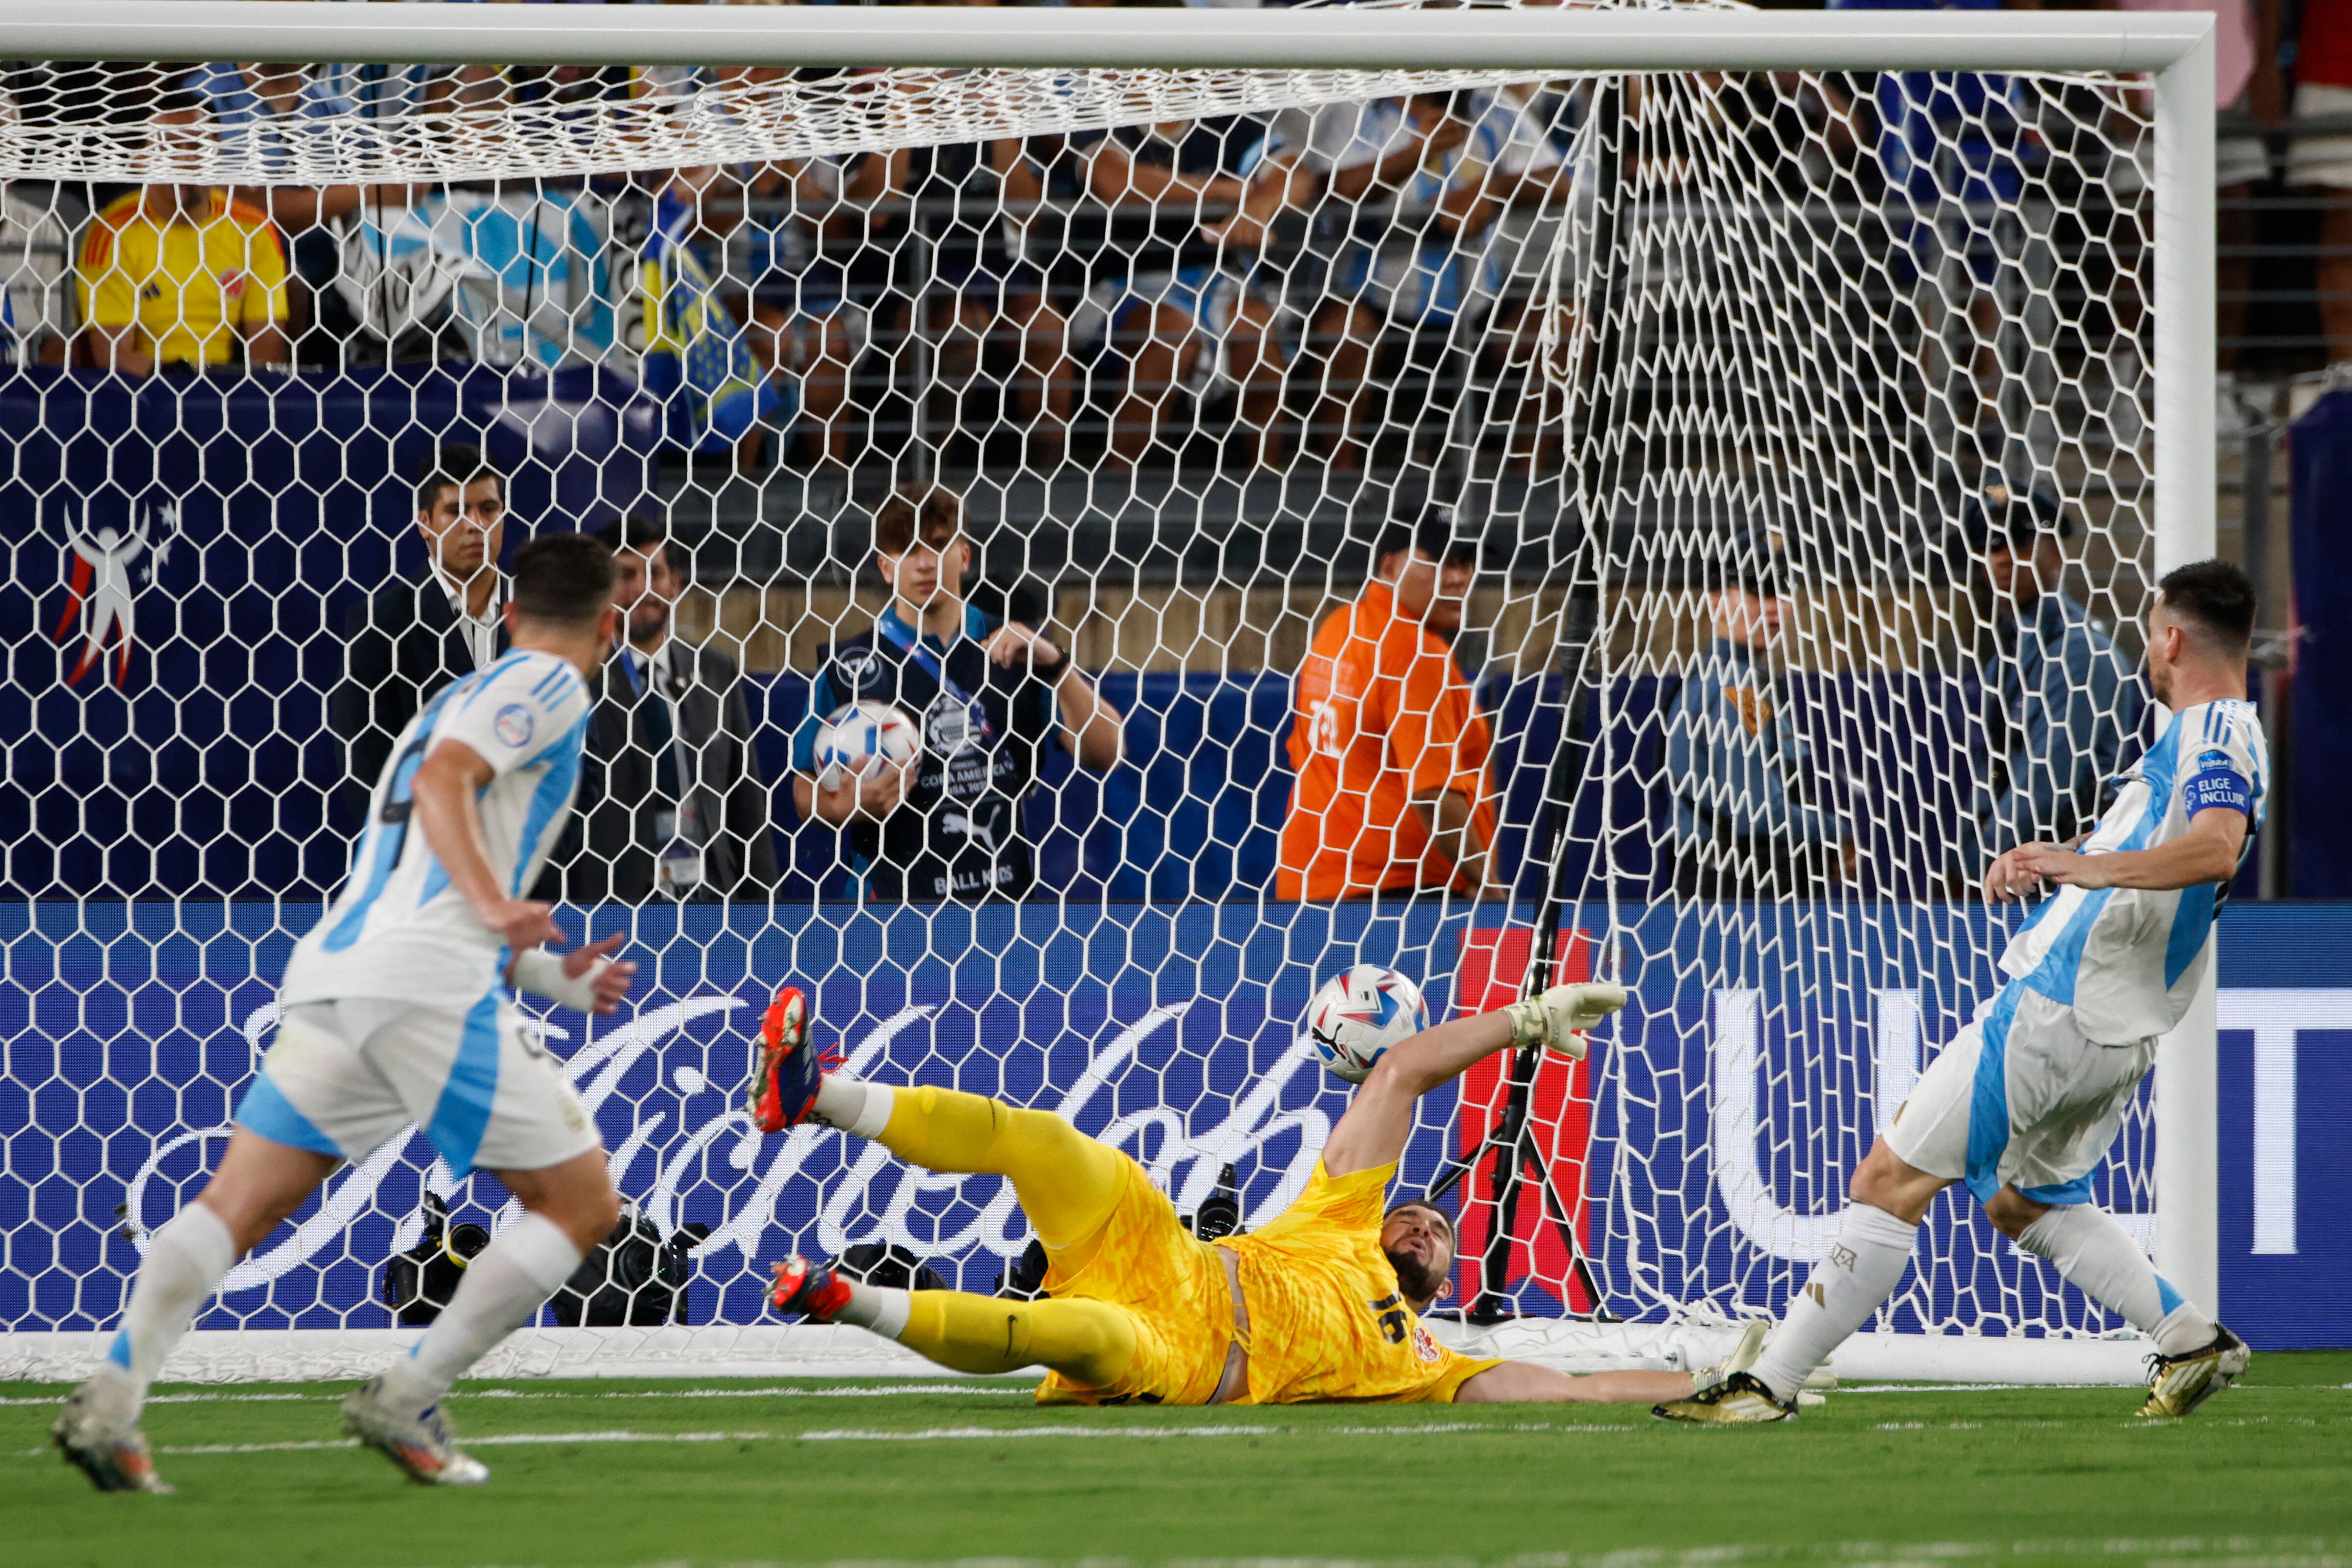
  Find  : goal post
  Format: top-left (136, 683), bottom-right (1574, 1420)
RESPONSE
top-left (0, 1), bottom-right (2219, 1384)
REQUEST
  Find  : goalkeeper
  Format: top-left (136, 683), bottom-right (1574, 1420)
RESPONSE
top-left (751, 981), bottom-right (1751, 1406)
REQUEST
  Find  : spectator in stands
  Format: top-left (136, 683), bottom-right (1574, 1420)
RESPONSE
top-left (1954, 484), bottom-right (2143, 880)
top-left (1072, 115), bottom-right (1289, 466)
top-left (193, 61), bottom-right (432, 367)
top-left (1278, 514), bottom-right (1496, 902)
top-left (74, 94), bottom-right (290, 377)
top-left (1662, 560), bottom-right (1853, 900)
top-left (327, 444), bottom-right (509, 825)
top-left (1, 183), bottom-right (75, 366)
top-left (791, 488), bottom-right (1124, 902)
top-left (535, 517), bottom-right (780, 902)
top-left (1296, 89), bottom-right (1561, 467)
top-left (2287, 0), bottom-right (2352, 364)
top-left (738, 151), bottom-right (888, 471)
top-left (884, 135), bottom-right (1076, 460)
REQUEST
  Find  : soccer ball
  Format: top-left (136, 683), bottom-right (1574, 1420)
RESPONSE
top-left (1307, 964), bottom-right (1429, 1083)
top-left (813, 701), bottom-right (921, 790)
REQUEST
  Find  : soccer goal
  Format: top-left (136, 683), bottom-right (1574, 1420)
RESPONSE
top-left (0, 0), bottom-right (2216, 1385)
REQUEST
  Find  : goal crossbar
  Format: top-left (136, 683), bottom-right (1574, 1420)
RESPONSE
top-left (0, 3), bottom-right (2214, 76)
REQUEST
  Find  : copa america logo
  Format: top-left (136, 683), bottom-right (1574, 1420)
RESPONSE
top-left (49, 498), bottom-right (182, 689)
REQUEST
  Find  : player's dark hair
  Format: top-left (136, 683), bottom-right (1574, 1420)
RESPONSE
top-left (414, 442), bottom-right (501, 515)
top-left (595, 513), bottom-right (671, 560)
top-left (2156, 558), bottom-right (2257, 653)
top-left (511, 534), bottom-right (614, 627)
top-left (874, 487), bottom-right (961, 557)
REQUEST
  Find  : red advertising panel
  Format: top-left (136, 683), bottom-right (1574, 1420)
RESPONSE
top-left (1451, 927), bottom-right (1596, 1313)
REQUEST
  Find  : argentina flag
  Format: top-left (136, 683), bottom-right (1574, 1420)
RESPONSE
top-left (336, 188), bottom-right (619, 369)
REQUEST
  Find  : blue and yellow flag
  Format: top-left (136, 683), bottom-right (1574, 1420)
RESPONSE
top-left (640, 191), bottom-right (784, 452)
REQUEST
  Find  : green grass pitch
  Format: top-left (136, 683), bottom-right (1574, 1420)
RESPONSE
top-left (7, 1351), bottom-right (2350, 1568)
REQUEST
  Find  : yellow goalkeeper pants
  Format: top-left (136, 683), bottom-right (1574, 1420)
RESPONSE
top-left (872, 1086), bottom-right (1138, 1387)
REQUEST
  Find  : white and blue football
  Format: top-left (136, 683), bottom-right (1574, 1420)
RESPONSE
top-left (1307, 964), bottom-right (1429, 1083)
top-left (813, 701), bottom-right (921, 790)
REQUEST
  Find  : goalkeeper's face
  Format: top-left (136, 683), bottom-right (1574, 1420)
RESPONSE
top-left (1380, 1202), bottom-right (1456, 1308)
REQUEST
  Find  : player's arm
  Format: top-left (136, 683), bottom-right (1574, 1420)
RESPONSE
top-left (1993, 807), bottom-right (2247, 897)
top-left (1320, 984), bottom-right (1625, 1179)
top-left (410, 738), bottom-right (568, 952)
top-left (411, 736), bottom-right (634, 1008)
top-left (1454, 1359), bottom-right (1699, 1405)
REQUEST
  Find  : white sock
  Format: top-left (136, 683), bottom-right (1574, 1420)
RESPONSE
top-left (97, 1204), bottom-right (237, 1412)
top-left (832, 1282), bottom-right (912, 1338)
top-left (813, 1078), bottom-right (893, 1139)
top-left (1751, 1203), bottom-right (1918, 1402)
top-left (376, 1211), bottom-right (583, 1418)
top-left (2016, 1203), bottom-right (2215, 1356)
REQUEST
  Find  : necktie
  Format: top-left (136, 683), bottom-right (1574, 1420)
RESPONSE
top-left (640, 653), bottom-right (682, 803)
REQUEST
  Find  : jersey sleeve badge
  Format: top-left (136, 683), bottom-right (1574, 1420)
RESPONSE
top-left (493, 703), bottom-right (536, 750)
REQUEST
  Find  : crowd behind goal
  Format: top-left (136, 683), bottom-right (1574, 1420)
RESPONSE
top-left (6, 20), bottom-right (2302, 906)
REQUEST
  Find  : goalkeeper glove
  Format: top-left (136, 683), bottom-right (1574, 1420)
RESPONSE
top-left (1504, 981), bottom-right (1628, 1060)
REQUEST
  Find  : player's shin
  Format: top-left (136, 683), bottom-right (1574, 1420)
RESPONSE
top-left (895, 1292), bottom-right (1137, 1386)
top-left (1749, 1203), bottom-right (1918, 1402)
top-left (2016, 1202), bottom-right (2215, 1356)
top-left (95, 1203), bottom-right (238, 1410)
top-left (373, 1211), bottom-right (584, 1419)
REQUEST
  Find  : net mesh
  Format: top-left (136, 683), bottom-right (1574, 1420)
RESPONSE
top-left (0, 4), bottom-right (2165, 1380)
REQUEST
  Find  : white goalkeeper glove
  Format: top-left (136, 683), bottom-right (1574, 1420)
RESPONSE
top-left (1503, 981), bottom-right (1628, 1060)
top-left (511, 947), bottom-right (615, 1014)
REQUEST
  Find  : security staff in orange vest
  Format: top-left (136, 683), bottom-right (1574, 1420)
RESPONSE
top-left (1278, 515), bottom-right (1496, 901)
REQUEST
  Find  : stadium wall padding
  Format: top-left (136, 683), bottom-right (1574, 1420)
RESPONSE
top-left (2290, 386), bottom-right (2352, 898)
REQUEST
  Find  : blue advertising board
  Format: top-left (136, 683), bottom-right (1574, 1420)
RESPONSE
top-left (2, 900), bottom-right (2347, 1349)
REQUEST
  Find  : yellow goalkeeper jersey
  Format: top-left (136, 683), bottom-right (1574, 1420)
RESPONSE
top-left (1221, 1160), bottom-right (1498, 1405)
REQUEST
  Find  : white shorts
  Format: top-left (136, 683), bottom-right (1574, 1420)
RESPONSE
top-left (236, 995), bottom-right (599, 1178)
top-left (1884, 981), bottom-right (2155, 1206)
top-left (2288, 82), bottom-right (2352, 189)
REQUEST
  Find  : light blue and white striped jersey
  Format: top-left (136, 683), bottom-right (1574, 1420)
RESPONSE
top-left (1997, 698), bottom-right (2269, 1043)
top-left (282, 650), bottom-right (592, 1012)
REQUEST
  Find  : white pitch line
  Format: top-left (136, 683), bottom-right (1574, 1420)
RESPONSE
top-left (466, 1383), bottom-right (1034, 1401)
top-left (799, 1425), bottom-right (1276, 1441)
top-left (14, 1420), bottom-right (1660, 1460)
top-left (0, 1382), bottom-right (1033, 1409)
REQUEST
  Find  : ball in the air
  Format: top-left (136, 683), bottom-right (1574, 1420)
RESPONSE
top-left (1308, 964), bottom-right (1429, 1083)
top-left (813, 701), bottom-right (921, 790)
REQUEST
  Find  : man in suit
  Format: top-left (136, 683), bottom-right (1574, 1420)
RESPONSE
top-left (329, 443), bottom-right (509, 826)
top-left (536, 516), bottom-right (780, 902)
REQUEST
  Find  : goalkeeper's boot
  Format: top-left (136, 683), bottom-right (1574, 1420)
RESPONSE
top-left (1505, 982), bottom-right (1628, 1062)
top-left (748, 984), bottom-right (826, 1133)
top-left (2138, 1325), bottom-right (2251, 1419)
top-left (769, 1255), bottom-right (856, 1322)
top-left (1652, 1371), bottom-right (1795, 1424)
top-left (341, 1377), bottom-right (490, 1487)
top-left (51, 1377), bottom-right (172, 1494)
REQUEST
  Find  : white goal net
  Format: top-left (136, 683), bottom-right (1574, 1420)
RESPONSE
top-left (0, 0), bottom-right (2193, 1382)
